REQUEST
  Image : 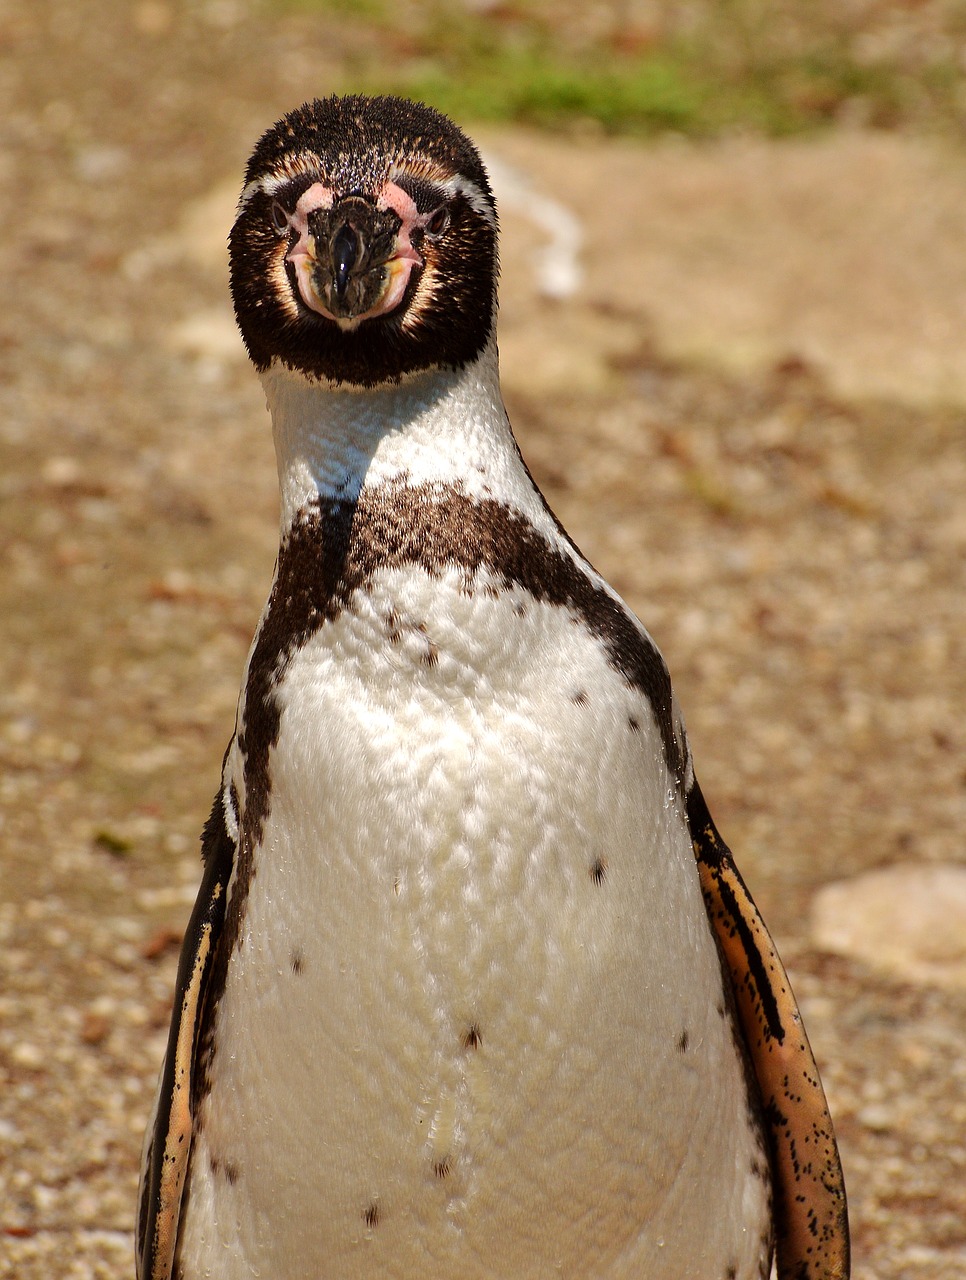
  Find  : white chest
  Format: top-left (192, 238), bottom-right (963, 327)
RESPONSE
top-left (178, 565), bottom-right (770, 1280)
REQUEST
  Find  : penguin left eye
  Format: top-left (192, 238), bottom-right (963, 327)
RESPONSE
top-left (425, 206), bottom-right (451, 239)
top-left (270, 200), bottom-right (290, 235)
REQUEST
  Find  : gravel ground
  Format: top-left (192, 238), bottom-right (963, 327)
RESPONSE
top-left (2, 4), bottom-right (965, 1278)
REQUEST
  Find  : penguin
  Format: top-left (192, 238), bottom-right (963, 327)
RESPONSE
top-left (137, 95), bottom-right (849, 1280)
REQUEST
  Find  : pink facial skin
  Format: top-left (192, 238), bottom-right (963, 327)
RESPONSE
top-left (282, 181), bottom-right (436, 329)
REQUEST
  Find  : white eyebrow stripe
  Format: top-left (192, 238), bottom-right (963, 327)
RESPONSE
top-left (235, 172), bottom-right (297, 217)
top-left (236, 161), bottom-right (330, 216)
top-left (443, 174), bottom-right (497, 225)
top-left (386, 167), bottom-right (497, 227)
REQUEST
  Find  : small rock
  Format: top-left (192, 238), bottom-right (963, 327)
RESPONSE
top-left (140, 926), bottom-right (183, 961)
top-left (41, 456), bottom-right (82, 487)
top-left (857, 1103), bottom-right (894, 1133)
top-left (10, 1042), bottom-right (45, 1069)
top-left (80, 1012), bottom-right (110, 1046)
top-left (811, 863), bottom-right (966, 988)
top-left (74, 145), bottom-right (128, 183)
top-left (168, 310), bottom-right (245, 363)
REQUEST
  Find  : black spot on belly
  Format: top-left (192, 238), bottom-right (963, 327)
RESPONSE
top-left (225, 1161), bottom-right (240, 1185)
top-left (725, 1263), bottom-right (738, 1280)
top-left (363, 1202), bottom-right (380, 1228)
top-left (628, 715), bottom-right (641, 733)
top-left (590, 856), bottom-right (608, 885)
top-left (291, 947), bottom-right (305, 974)
top-left (387, 610), bottom-right (439, 666)
top-left (678, 1028), bottom-right (690, 1053)
top-left (461, 1023), bottom-right (482, 1050)
top-left (433, 1156), bottom-right (451, 1178)
top-left (571, 689), bottom-right (588, 706)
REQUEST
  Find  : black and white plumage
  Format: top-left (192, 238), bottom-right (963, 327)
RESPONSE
top-left (137, 95), bottom-right (850, 1280)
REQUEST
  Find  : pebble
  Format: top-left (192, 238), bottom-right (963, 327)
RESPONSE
top-left (10, 1042), bottom-right (45, 1069)
top-left (811, 863), bottom-right (966, 988)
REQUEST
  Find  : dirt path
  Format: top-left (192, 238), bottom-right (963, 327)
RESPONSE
top-left (2, 4), bottom-right (964, 1277)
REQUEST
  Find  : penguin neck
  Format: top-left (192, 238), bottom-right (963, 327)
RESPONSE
top-left (260, 335), bottom-right (527, 535)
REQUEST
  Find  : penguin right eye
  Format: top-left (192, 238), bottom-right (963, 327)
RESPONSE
top-left (425, 206), bottom-right (451, 239)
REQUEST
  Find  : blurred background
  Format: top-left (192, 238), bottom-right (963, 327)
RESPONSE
top-left (1, 2), bottom-right (965, 1276)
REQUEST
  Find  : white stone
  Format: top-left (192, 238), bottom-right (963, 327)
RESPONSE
top-left (811, 863), bottom-right (966, 988)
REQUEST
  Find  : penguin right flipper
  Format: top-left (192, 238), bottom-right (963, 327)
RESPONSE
top-left (686, 778), bottom-right (850, 1280)
top-left (136, 790), bottom-right (236, 1280)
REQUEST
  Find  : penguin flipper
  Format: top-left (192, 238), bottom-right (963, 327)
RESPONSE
top-left (686, 779), bottom-right (850, 1280)
top-left (136, 793), bottom-right (235, 1280)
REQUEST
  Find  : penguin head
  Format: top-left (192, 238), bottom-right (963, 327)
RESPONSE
top-left (229, 95), bottom-right (499, 387)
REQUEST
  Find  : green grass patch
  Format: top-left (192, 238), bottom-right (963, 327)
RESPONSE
top-left (401, 50), bottom-right (710, 135)
top-left (269, 0), bottom-right (965, 138)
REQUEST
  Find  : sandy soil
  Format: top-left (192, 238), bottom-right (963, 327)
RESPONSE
top-left (1, 3), bottom-right (964, 1277)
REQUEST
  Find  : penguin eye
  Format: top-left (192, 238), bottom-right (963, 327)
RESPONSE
top-left (270, 200), bottom-right (290, 235)
top-left (425, 206), bottom-right (450, 239)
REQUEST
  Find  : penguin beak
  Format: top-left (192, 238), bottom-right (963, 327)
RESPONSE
top-left (330, 222), bottom-right (358, 306)
top-left (287, 195), bottom-right (422, 330)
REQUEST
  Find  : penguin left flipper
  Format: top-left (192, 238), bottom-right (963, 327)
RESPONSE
top-left (687, 779), bottom-right (850, 1280)
top-left (136, 796), bottom-right (235, 1280)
